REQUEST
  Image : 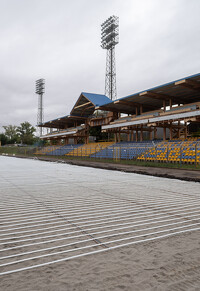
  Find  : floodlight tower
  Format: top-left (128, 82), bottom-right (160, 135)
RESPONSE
top-left (101, 16), bottom-right (119, 100)
top-left (35, 78), bottom-right (45, 136)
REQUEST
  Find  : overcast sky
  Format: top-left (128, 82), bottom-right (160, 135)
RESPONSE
top-left (0, 0), bottom-right (200, 132)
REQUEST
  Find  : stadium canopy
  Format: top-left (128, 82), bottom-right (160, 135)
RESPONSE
top-left (39, 92), bottom-right (111, 129)
top-left (97, 73), bottom-right (200, 114)
top-left (39, 115), bottom-right (86, 129)
top-left (70, 92), bottom-right (111, 117)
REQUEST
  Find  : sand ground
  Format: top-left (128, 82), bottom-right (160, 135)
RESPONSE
top-left (1, 230), bottom-right (200, 291)
top-left (0, 156), bottom-right (199, 291)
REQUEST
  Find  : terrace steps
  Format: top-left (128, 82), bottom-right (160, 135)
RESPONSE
top-left (34, 146), bottom-right (60, 155)
top-left (138, 138), bottom-right (200, 163)
top-left (66, 142), bottom-right (114, 157)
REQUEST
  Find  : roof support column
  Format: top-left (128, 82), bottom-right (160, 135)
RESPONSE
top-left (131, 130), bottom-right (134, 142)
top-left (114, 132), bottom-right (116, 143)
top-left (163, 125), bottom-right (166, 141)
top-left (170, 122), bottom-right (173, 140)
top-left (140, 125), bottom-right (143, 142)
top-left (169, 98), bottom-right (172, 109)
top-left (140, 105), bottom-right (143, 115)
top-left (127, 130), bottom-right (130, 142)
top-left (178, 121), bottom-right (180, 138)
top-left (136, 128), bottom-right (138, 142)
top-left (118, 132), bottom-right (121, 142)
top-left (163, 100), bottom-right (166, 112)
top-left (184, 122), bottom-right (187, 139)
top-left (149, 128), bottom-right (152, 140)
top-left (85, 119), bottom-right (89, 144)
top-left (154, 127), bottom-right (157, 140)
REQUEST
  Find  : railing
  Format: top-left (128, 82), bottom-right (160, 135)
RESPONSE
top-left (1, 143), bottom-right (199, 166)
top-left (0, 146), bottom-right (37, 156)
top-left (137, 142), bottom-right (200, 166)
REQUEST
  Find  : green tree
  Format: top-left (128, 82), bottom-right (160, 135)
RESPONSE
top-left (89, 126), bottom-right (110, 141)
top-left (0, 133), bottom-right (8, 145)
top-left (17, 122), bottom-right (36, 145)
top-left (89, 126), bottom-right (101, 138)
top-left (3, 125), bottom-right (20, 144)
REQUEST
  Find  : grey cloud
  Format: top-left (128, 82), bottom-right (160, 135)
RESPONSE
top-left (0, 0), bottom-right (200, 131)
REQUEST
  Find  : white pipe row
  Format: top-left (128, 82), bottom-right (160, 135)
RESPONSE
top-left (0, 193), bottom-right (198, 221)
top-left (0, 195), bottom-right (123, 211)
top-left (1, 186), bottom-right (199, 212)
top-left (1, 222), bottom-right (199, 269)
top-left (1, 217), bottom-right (200, 253)
top-left (1, 212), bottom-right (199, 242)
top-left (1, 206), bottom-right (199, 239)
top-left (1, 213), bottom-right (199, 247)
top-left (2, 195), bottom-right (198, 229)
top-left (1, 204), bottom-right (200, 236)
top-left (0, 227), bottom-right (199, 276)
top-left (1, 212), bottom-right (199, 261)
top-left (3, 198), bottom-right (196, 227)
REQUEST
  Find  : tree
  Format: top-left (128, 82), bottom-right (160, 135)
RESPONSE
top-left (0, 133), bottom-right (8, 146)
top-left (89, 126), bottom-right (110, 141)
top-left (17, 122), bottom-right (36, 145)
top-left (89, 126), bottom-right (102, 138)
top-left (3, 125), bottom-right (20, 144)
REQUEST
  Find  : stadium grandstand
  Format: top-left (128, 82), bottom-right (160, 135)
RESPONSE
top-left (37, 73), bottom-right (200, 163)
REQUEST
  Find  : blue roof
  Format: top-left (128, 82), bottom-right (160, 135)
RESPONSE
top-left (98, 72), bottom-right (200, 113)
top-left (70, 92), bottom-right (112, 117)
top-left (81, 92), bottom-right (111, 106)
top-left (117, 72), bottom-right (200, 102)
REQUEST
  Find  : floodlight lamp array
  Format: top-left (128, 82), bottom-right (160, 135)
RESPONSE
top-left (101, 15), bottom-right (119, 50)
top-left (35, 79), bottom-right (45, 95)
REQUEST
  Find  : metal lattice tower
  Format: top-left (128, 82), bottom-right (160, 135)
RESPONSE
top-left (35, 79), bottom-right (45, 136)
top-left (101, 16), bottom-right (119, 100)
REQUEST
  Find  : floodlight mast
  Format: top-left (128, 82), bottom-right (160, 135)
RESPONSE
top-left (101, 16), bottom-right (119, 100)
top-left (35, 79), bottom-right (45, 137)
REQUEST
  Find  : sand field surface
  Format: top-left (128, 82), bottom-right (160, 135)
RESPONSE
top-left (0, 156), bottom-right (199, 290)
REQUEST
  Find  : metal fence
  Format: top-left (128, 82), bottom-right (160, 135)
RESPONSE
top-left (1, 143), bottom-right (200, 165)
top-left (137, 142), bottom-right (200, 166)
top-left (0, 146), bottom-right (36, 156)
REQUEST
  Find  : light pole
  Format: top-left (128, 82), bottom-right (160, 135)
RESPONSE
top-left (35, 78), bottom-right (45, 136)
top-left (101, 16), bottom-right (119, 100)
